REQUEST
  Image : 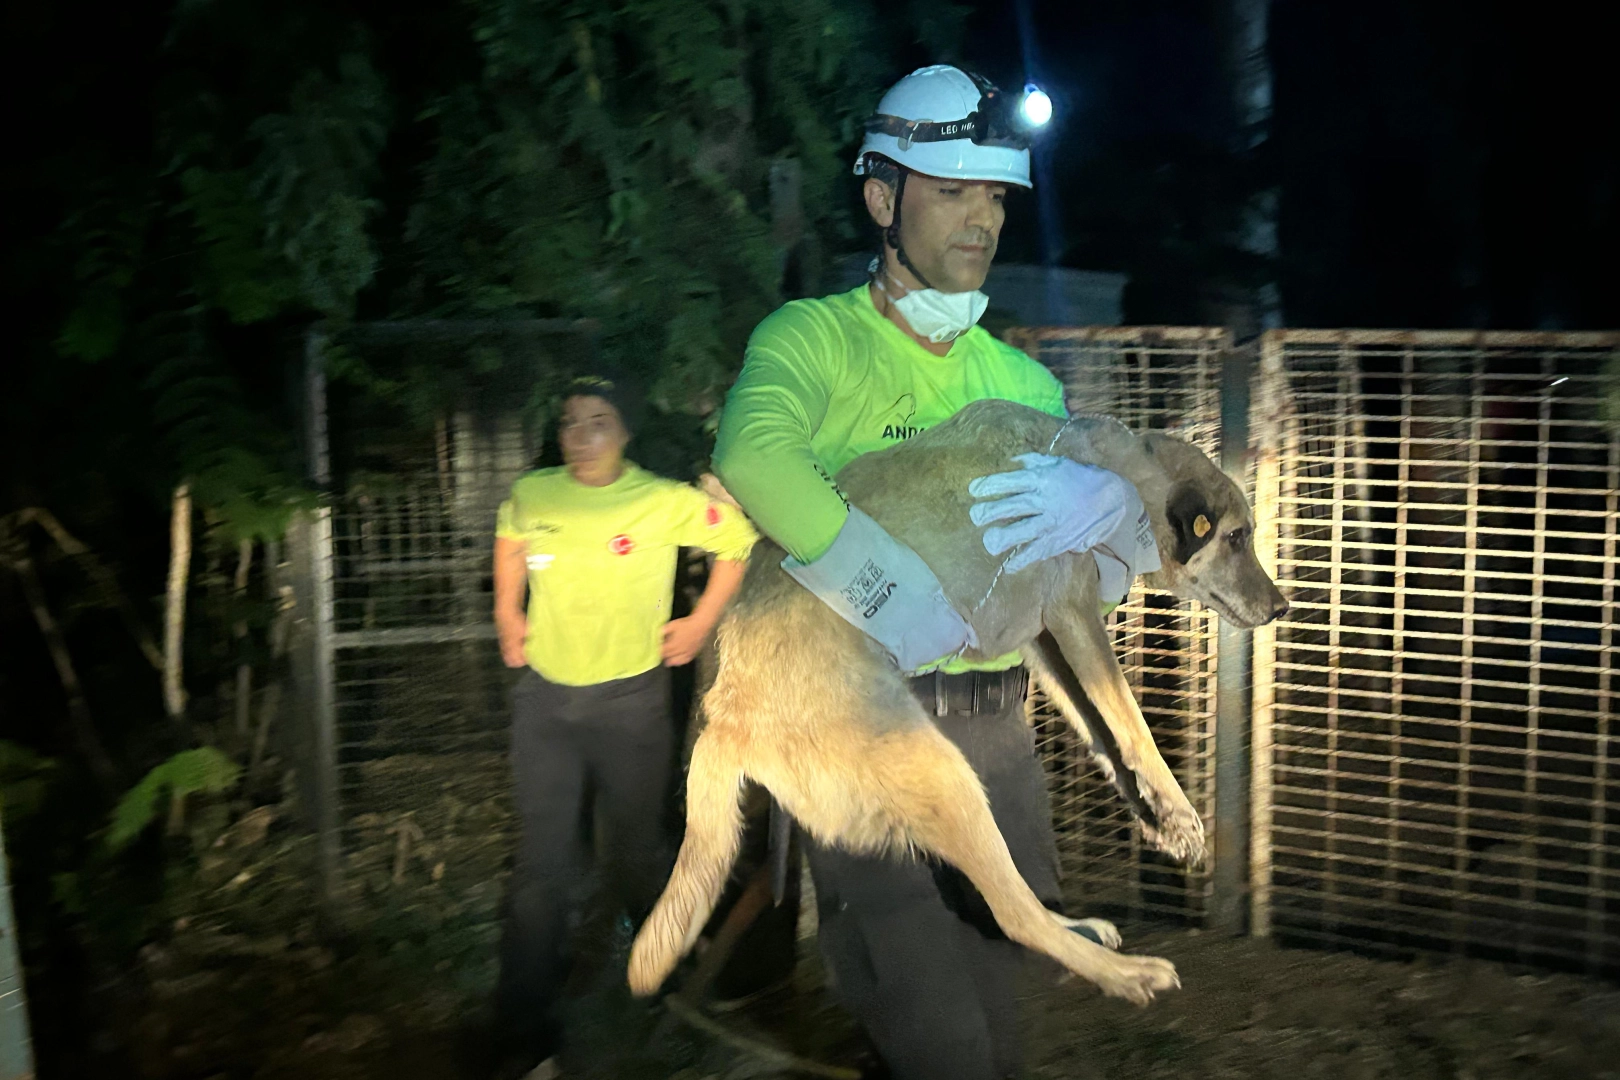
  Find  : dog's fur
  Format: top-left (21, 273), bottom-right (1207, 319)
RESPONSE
top-left (629, 400), bottom-right (1287, 1005)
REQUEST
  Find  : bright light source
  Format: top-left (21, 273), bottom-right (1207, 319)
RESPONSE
top-left (1021, 84), bottom-right (1053, 127)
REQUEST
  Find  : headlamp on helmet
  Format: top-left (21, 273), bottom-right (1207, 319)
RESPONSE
top-left (862, 72), bottom-right (1052, 154)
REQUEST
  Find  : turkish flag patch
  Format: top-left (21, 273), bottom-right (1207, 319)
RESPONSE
top-left (609, 534), bottom-right (635, 555)
top-left (705, 504), bottom-right (721, 527)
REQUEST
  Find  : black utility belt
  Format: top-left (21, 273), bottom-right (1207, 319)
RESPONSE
top-left (907, 667), bottom-right (1029, 718)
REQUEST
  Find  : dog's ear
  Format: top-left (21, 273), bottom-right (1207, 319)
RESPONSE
top-left (1166, 482), bottom-right (1218, 566)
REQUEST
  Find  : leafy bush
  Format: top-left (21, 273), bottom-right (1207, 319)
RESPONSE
top-left (106, 748), bottom-right (243, 852)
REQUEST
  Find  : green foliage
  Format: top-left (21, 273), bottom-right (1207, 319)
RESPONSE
top-left (406, 0), bottom-right (899, 416)
top-left (54, 195), bottom-right (155, 364)
top-left (106, 747), bottom-right (242, 852)
top-left (249, 53), bottom-right (391, 318)
top-left (38, 0), bottom-right (964, 540)
top-left (164, 51), bottom-right (389, 326)
top-left (179, 166), bottom-right (299, 324)
top-left (43, 20), bottom-right (393, 545)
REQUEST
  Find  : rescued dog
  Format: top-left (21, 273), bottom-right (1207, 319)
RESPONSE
top-left (629, 399), bottom-right (1287, 1005)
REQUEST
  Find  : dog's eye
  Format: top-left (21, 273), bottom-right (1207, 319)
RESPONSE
top-left (1225, 527), bottom-right (1249, 546)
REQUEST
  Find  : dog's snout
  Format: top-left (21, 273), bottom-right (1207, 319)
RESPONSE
top-left (1267, 595), bottom-right (1290, 623)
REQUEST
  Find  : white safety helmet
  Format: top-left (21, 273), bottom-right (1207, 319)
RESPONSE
top-left (853, 65), bottom-right (1036, 189)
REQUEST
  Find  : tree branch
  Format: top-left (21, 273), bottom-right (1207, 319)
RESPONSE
top-left (11, 554), bottom-right (118, 788)
top-left (16, 507), bottom-right (164, 672)
top-left (233, 537), bottom-right (254, 738)
top-left (164, 483), bottom-right (192, 725)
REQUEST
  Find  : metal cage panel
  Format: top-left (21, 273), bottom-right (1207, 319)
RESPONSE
top-left (326, 422), bottom-right (531, 890)
top-left (1251, 330), bottom-right (1620, 972)
top-left (1009, 328), bottom-right (1229, 923)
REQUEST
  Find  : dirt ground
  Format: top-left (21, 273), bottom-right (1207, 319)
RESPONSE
top-left (1021, 929), bottom-right (1620, 1080)
top-left (116, 893), bottom-right (1620, 1080)
top-left (95, 756), bottom-right (1620, 1079)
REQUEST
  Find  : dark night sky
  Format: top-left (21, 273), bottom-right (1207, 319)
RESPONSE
top-left (962, 1), bottom-right (1229, 149)
top-left (4, 1), bottom-right (1617, 340)
top-left (952, 1), bottom-right (1618, 330)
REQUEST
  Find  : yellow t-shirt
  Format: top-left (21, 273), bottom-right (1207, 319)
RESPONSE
top-left (495, 464), bottom-right (758, 686)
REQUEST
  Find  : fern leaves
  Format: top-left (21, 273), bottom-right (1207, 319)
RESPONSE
top-left (106, 747), bottom-right (242, 852)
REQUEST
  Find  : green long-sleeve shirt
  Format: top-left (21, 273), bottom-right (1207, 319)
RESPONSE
top-left (711, 282), bottom-right (1068, 673)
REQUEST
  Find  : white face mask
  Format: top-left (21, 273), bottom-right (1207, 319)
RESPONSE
top-left (874, 263), bottom-right (990, 344)
top-left (892, 287), bottom-right (989, 343)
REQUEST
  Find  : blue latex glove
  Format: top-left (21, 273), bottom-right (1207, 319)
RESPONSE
top-left (968, 453), bottom-right (1136, 575)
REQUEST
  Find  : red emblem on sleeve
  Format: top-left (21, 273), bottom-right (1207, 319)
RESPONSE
top-left (609, 534), bottom-right (634, 555)
top-left (705, 504), bottom-right (721, 527)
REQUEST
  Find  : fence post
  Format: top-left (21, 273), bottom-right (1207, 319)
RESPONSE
top-left (1210, 340), bottom-right (1256, 934)
top-left (292, 328), bottom-right (343, 908)
top-left (0, 810), bottom-right (34, 1080)
top-left (1247, 331), bottom-right (1286, 937)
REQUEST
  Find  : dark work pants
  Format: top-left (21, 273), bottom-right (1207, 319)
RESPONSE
top-left (803, 676), bottom-right (1062, 1080)
top-left (494, 665), bottom-right (675, 1065)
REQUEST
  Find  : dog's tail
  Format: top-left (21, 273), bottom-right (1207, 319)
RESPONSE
top-left (627, 728), bottom-right (746, 997)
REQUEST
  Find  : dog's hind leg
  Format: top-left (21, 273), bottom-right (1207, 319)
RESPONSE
top-left (1044, 596), bottom-right (1206, 868)
top-left (867, 723), bottom-right (1179, 1006)
top-left (628, 727), bottom-right (746, 997)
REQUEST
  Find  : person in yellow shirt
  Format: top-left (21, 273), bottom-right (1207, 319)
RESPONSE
top-left (490, 369), bottom-right (757, 1080)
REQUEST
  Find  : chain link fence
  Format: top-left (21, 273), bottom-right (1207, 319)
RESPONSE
top-left (284, 323), bottom-right (592, 941)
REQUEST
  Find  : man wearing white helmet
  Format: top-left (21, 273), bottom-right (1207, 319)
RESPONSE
top-left (711, 65), bottom-right (1158, 1080)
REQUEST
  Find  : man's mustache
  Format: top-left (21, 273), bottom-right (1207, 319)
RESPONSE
top-left (949, 229), bottom-right (997, 251)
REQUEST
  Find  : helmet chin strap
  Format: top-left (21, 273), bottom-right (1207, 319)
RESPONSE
top-left (880, 167), bottom-right (938, 292)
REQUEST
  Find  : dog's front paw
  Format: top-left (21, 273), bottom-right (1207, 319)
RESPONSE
top-left (1138, 785), bottom-right (1206, 868)
top-left (1094, 954), bottom-right (1180, 1006)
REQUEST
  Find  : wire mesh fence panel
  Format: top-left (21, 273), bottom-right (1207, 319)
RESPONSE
top-left (327, 418), bottom-right (533, 908)
top-left (158, 323), bottom-right (587, 967)
top-left (281, 321), bottom-right (595, 933)
top-left (1010, 327), bottom-right (1228, 924)
top-left (1251, 329), bottom-right (1620, 974)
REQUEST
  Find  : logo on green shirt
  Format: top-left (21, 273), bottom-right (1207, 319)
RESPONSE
top-left (881, 393), bottom-right (924, 441)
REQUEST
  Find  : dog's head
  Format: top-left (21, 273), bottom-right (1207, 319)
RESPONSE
top-left (1135, 434), bottom-right (1288, 629)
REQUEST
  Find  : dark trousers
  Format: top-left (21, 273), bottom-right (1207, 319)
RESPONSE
top-left (803, 669), bottom-right (1061, 1080)
top-left (494, 665), bottom-right (676, 1064)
